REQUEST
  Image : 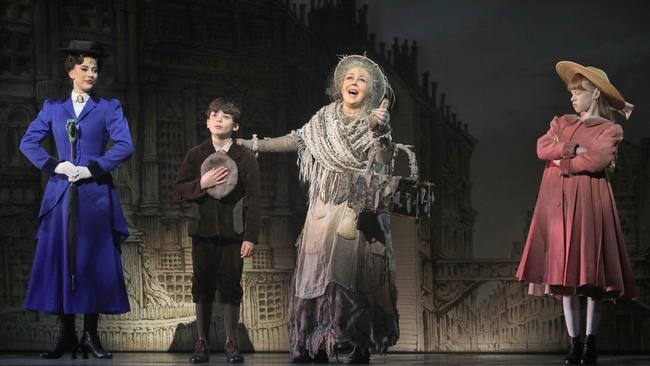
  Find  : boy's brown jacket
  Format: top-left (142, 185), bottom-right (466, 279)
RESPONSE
top-left (173, 138), bottom-right (260, 243)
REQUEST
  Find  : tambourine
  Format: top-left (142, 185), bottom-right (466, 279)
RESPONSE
top-left (200, 152), bottom-right (238, 199)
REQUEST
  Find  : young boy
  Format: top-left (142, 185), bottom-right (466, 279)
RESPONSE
top-left (174, 97), bottom-right (260, 364)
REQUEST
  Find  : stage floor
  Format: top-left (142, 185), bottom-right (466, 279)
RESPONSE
top-left (1, 352), bottom-right (650, 365)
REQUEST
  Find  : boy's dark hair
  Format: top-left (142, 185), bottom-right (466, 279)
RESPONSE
top-left (206, 97), bottom-right (242, 125)
top-left (64, 53), bottom-right (102, 72)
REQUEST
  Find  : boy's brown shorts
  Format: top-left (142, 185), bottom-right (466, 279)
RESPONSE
top-left (191, 236), bottom-right (243, 304)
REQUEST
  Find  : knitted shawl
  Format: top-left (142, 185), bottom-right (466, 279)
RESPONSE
top-left (295, 102), bottom-right (375, 205)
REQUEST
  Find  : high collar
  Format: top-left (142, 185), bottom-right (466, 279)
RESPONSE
top-left (63, 93), bottom-right (99, 121)
top-left (562, 114), bottom-right (611, 127)
top-left (71, 90), bottom-right (90, 103)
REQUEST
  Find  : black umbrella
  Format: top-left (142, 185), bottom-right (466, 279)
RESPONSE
top-left (65, 119), bottom-right (79, 291)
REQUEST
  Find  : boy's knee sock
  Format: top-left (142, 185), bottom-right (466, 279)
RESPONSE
top-left (195, 303), bottom-right (213, 341)
top-left (223, 303), bottom-right (240, 342)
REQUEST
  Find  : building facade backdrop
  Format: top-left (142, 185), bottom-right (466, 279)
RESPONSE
top-left (0, 0), bottom-right (471, 352)
top-left (1, 0), bottom-right (648, 353)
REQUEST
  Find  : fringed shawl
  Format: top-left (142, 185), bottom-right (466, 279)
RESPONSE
top-left (295, 102), bottom-right (375, 205)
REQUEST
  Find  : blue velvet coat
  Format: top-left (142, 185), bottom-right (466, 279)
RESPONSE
top-left (19, 95), bottom-right (133, 314)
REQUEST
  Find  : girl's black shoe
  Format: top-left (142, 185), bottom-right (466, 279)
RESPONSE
top-left (564, 336), bottom-right (582, 365)
top-left (581, 335), bottom-right (597, 365)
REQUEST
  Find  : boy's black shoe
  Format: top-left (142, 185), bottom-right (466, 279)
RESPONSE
top-left (189, 339), bottom-right (209, 363)
top-left (225, 337), bottom-right (244, 363)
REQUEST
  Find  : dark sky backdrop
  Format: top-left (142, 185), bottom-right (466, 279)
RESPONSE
top-left (348, 0), bottom-right (650, 258)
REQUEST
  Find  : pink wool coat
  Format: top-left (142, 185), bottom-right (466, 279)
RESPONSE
top-left (516, 114), bottom-right (638, 300)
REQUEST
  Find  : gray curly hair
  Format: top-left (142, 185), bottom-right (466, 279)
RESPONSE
top-left (326, 54), bottom-right (394, 116)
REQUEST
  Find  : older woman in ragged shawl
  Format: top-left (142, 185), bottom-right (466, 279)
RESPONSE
top-left (239, 55), bottom-right (398, 363)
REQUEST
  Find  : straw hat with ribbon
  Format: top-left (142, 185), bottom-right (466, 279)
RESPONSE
top-left (556, 61), bottom-right (634, 119)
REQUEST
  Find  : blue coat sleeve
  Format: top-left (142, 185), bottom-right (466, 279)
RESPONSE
top-left (87, 99), bottom-right (135, 177)
top-left (19, 100), bottom-right (60, 175)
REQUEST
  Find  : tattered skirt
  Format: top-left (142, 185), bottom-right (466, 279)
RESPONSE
top-left (288, 211), bottom-right (399, 359)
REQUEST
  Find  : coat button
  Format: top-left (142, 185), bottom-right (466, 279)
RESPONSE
top-left (556, 201), bottom-right (561, 207)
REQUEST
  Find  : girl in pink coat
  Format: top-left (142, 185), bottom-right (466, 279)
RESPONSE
top-left (516, 61), bottom-right (638, 365)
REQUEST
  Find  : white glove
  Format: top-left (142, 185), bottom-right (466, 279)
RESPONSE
top-left (55, 161), bottom-right (78, 178)
top-left (68, 166), bottom-right (92, 182)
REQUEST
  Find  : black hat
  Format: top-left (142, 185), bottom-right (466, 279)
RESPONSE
top-left (60, 40), bottom-right (104, 57)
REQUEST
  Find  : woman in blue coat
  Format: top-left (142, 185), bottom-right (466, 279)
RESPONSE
top-left (19, 40), bottom-right (133, 359)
